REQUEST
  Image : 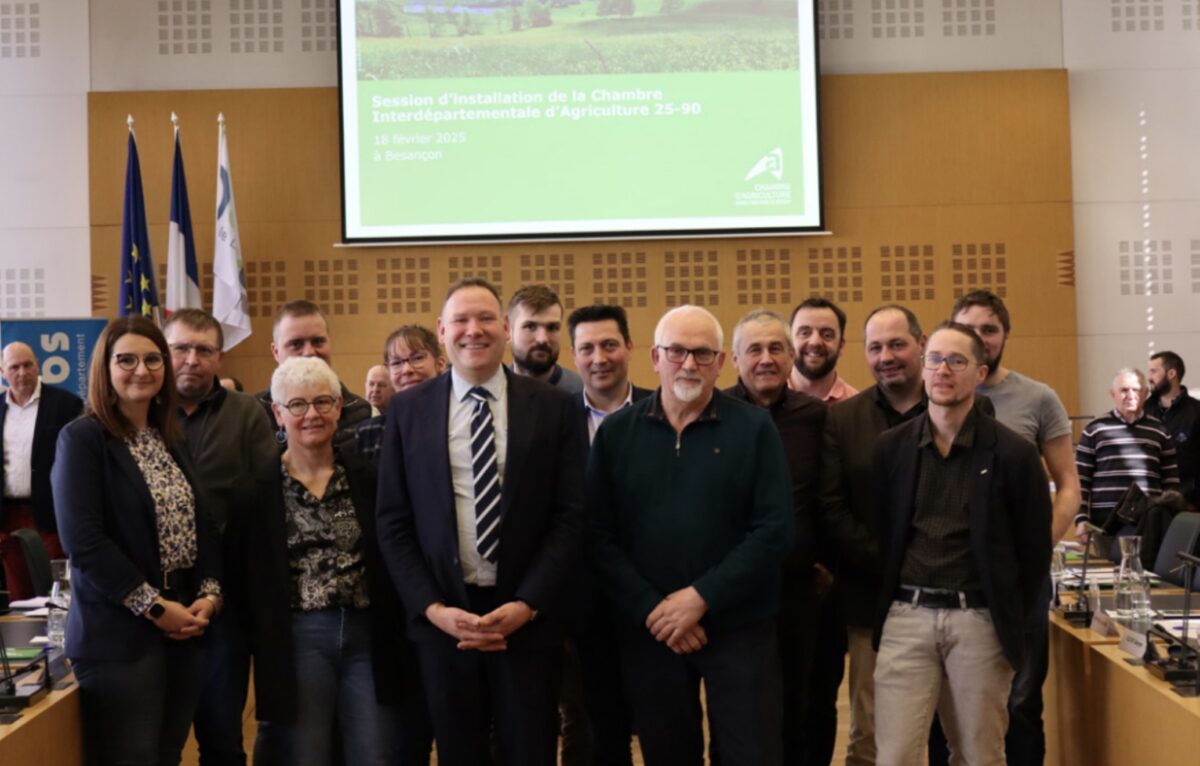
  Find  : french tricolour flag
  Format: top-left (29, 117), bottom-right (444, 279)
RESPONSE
top-left (165, 114), bottom-right (201, 315)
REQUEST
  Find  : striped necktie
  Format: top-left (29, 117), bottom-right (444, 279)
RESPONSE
top-left (468, 386), bottom-right (501, 564)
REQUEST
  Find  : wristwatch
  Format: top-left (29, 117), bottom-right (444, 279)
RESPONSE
top-left (147, 600), bottom-right (166, 620)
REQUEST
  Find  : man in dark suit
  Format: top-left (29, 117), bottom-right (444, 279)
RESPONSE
top-left (816, 304), bottom-right (927, 766)
top-left (0, 341), bottom-right (83, 599)
top-left (558, 303), bottom-right (651, 766)
top-left (376, 277), bottom-right (586, 766)
top-left (872, 322), bottom-right (1051, 765)
top-left (726, 308), bottom-right (825, 766)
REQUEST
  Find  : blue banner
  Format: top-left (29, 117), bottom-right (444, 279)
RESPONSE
top-left (0, 319), bottom-right (108, 400)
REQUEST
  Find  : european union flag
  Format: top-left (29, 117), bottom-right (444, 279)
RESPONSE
top-left (120, 127), bottom-right (160, 320)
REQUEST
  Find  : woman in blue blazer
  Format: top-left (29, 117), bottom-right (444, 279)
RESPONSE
top-left (52, 316), bottom-right (221, 766)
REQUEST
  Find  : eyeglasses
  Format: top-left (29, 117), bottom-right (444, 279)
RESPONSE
top-left (386, 351), bottom-right (431, 369)
top-left (112, 353), bottom-right (165, 372)
top-left (280, 395), bottom-right (339, 417)
top-left (169, 343), bottom-right (218, 359)
top-left (656, 345), bottom-right (718, 366)
top-left (922, 353), bottom-right (972, 372)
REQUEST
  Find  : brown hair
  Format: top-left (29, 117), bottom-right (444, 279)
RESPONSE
top-left (507, 284), bottom-right (562, 318)
top-left (163, 307), bottom-right (225, 349)
top-left (86, 316), bottom-right (182, 445)
top-left (383, 325), bottom-right (442, 362)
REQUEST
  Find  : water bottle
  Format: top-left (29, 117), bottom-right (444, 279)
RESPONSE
top-left (47, 558), bottom-right (71, 649)
top-left (1113, 536), bottom-right (1145, 619)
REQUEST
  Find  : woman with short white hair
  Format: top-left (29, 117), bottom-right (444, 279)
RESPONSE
top-left (243, 356), bottom-right (430, 765)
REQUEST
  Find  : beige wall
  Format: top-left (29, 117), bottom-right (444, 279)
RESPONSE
top-left (88, 70), bottom-right (1077, 411)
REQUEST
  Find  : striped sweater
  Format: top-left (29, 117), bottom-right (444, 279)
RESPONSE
top-left (1074, 410), bottom-right (1180, 527)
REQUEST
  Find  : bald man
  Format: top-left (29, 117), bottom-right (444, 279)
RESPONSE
top-left (1, 342), bottom-right (83, 599)
top-left (365, 364), bottom-right (393, 413)
top-left (588, 305), bottom-right (793, 765)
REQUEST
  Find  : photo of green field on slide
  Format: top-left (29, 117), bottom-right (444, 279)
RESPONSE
top-left (355, 0), bottom-right (801, 79)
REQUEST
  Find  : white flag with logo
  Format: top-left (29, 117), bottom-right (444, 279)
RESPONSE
top-left (213, 114), bottom-right (251, 350)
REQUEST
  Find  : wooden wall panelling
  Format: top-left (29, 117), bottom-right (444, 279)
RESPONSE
top-left (87, 71), bottom-right (1077, 404)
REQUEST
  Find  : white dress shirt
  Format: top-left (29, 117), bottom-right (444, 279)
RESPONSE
top-left (448, 368), bottom-right (507, 586)
top-left (583, 383), bottom-right (635, 444)
top-left (2, 380), bottom-right (41, 499)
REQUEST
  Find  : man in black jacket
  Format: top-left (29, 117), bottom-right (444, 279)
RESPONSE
top-left (813, 305), bottom-right (926, 766)
top-left (558, 303), bottom-right (651, 766)
top-left (872, 322), bottom-right (1051, 765)
top-left (726, 308), bottom-right (825, 766)
top-left (0, 341), bottom-right (83, 600)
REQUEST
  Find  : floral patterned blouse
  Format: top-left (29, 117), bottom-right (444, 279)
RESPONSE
top-left (121, 428), bottom-right (221, 615)
top-left (282, 460), bottom-right (370, 611)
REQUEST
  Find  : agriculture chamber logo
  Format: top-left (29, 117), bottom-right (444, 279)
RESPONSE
top-left (735, 147), bottom-right (791, 207)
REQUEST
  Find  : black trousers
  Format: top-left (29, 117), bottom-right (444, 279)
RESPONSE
top-left (415, 586), bottom-right (563, 766)
top-left (779, 585), bottom-right (820, 766)
top-left (799, 595), bottom-right (847, 766)
top-left (619, 618), bottom-right (782, 766)
top-left (566, 603), bottom-right (635, 766)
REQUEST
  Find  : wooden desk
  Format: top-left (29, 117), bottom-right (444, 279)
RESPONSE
top-left (1088, 644), bottom-right (1200, 764)
top-left (1046, 610), bottom-right (1120, 766)
top-left (0, 679), bottom-right (82, 765)
top-left (0, 615), bottom-right (83, 766)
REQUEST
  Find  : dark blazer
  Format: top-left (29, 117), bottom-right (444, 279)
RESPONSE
top-left (563, 383), bottom-right (652, 631)
top-left (571, 384), bottom-right (654, 442)
top-left (241, 447), bottom-right (409, 723)
top-left (376, 368), bottom-right (586, 648)
top-left (51, 416), bottom-right (220, 661)
top-left (0, 384), bottom-right (83, 531)
top-left (871, 409), bottom-right (1052, 667)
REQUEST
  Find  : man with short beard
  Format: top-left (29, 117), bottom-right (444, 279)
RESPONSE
top-left (163, 309), bottom-right (278, 766)
top-left (1146, 350), bottom-right (1200, 508)
top-left (811, 305), bottom-right (927, 766)
top-left (788, 297), bottom-right (859, 404)
top-left (588, 305), bottom-right (793, 765)
top-left (508, 284), bottom-right (583, 394)
top-left (727, 308), bottom-right (825, 766)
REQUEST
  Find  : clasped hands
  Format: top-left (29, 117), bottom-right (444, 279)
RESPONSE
top-left (151, 598), bottom-right (216, 641)
top-left (426, 600), bottom-right (534, 651)
top-left (646, 586), bottom-right (708, 655)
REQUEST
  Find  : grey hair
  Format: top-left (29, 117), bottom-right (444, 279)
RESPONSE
top-left (732, 309), bottom-right (793, 356)
top-left (1112, 367), bottom-right (1147, 390)
top-left (653, 305), bottom-right (724, 350)
top-left (271, 356), bottom-right (341, 406)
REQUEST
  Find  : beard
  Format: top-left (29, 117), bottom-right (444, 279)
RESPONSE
top-left (795, 349), bottom-right (839, 381)
top-left (986, 344), bottom-right (1004, 376)
top-left (672, 375), bottom-right (705, 403)
top-left (1151, 377), bottom-right (1170, 398)
top-left (513, 344), bottom-right (558, 376)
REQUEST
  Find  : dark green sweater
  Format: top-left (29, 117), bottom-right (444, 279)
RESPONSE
top-left (587, 390), bottom-right (794, 630)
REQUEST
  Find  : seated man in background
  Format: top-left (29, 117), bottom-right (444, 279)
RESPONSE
top-left (1075, 367), bottom-right (1180, 533)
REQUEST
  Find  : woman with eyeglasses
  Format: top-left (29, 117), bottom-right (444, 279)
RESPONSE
top-left (356, 324), bottom-right (447, 463)
top-left (246, 356), bottom-right (425, 765)
top-left (51, 316), bottom-right (222, 765)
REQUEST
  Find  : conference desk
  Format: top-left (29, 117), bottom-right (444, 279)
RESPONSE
top-left (1046, 603), bottom-right (1200, 766)
top-left (0, 616), bottom-right (82, 766)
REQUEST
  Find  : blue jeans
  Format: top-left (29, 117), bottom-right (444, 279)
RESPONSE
top-left (73, 637), bottom-right (206, 766)
top-left (254, 608), bottom-right (402, 766)
top-left (193, 611), bottom-right (252, 766)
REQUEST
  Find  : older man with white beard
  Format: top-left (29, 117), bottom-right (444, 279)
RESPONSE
top-left (588, 305), bottom-right (794, 766)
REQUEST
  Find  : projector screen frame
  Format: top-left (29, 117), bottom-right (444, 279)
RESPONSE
top-left (336, 0), bottom-right (825, 246)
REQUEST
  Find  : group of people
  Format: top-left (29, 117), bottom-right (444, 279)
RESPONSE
top-left (1, 280), bottom-right (1197, 766)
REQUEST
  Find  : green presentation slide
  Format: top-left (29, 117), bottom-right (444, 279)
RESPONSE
top-left (340, 0), bottom-right (822, 242)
